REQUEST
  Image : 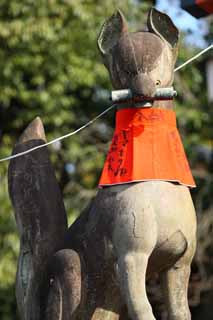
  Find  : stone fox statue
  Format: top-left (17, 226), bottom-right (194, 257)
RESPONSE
top-left (8, 8), bottom-right (197, 320)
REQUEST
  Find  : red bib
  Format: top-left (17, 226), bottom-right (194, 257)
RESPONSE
top-left (99, 108), bottom-right (196, 188)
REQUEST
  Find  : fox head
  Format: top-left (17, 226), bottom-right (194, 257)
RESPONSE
top-left (98, 8), bottom-right (179, 98)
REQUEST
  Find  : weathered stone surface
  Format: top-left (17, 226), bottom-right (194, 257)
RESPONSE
top-left (95, 7), bottom-right (197, 320)
top-left (8, 7), bottom-right (197, 320)
top-left (8, 117), bottom-right (68, 320)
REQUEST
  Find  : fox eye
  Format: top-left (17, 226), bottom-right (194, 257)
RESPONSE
top-left (156, 80), bottom-right (161, 86)
top-left (124, 69), bottom-right (131, 75)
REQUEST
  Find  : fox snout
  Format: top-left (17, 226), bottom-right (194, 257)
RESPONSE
top-left (131, 72), bottom-right (156, 97)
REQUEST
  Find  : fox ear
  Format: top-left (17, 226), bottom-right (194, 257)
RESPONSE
top-left (97, 9), bottom-right (128, 55)
top-left (147, 8), bottom-right (179, 48)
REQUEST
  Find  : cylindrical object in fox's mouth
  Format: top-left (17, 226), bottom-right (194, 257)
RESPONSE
top-left (155, 87), bottom-right (177, 98)
top-left (110, 87), bottom-right (177, 102)
top-left (111, 89), bottom-right (133, 102)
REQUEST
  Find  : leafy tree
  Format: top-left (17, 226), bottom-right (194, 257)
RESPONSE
top-left (0, 1), bottom-right (150, 318)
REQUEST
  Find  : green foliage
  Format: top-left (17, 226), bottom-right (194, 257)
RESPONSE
top-left (0, 176), bottom-right (19, 319)
top-left (0, 1), bottom-right (149, 318)
top-left (0, 1), bottom-right (212, 319)
top-left (175, 43), bottom-right (212, 161)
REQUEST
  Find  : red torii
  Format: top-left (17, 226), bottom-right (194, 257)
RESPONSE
top-left (181, 0), bottom-right (213, 18)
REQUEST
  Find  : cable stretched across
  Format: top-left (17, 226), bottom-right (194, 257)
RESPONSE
top-left (174, 44), bottom-right (213, 72)
top-left (0, 104), bottom-right (116, 162)
top-left (0, 43), bottom-right (212, 163)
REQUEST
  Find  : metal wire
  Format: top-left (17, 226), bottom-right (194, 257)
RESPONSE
top-left (174, 44), bottom-right (213, 72)
top-left (0, 104), bottom-right (116, 162)
top-left (0, 44), bottom-right (212, 163)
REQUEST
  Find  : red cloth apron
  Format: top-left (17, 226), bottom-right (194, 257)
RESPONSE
top-left (99, 108), bottom-right (196, 188)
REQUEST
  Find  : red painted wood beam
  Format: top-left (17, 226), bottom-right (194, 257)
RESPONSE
top-left (181, 0), bottom-right (213, 18)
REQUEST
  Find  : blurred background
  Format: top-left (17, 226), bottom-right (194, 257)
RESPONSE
top-left (0, 0), bottom-right (212, 319)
